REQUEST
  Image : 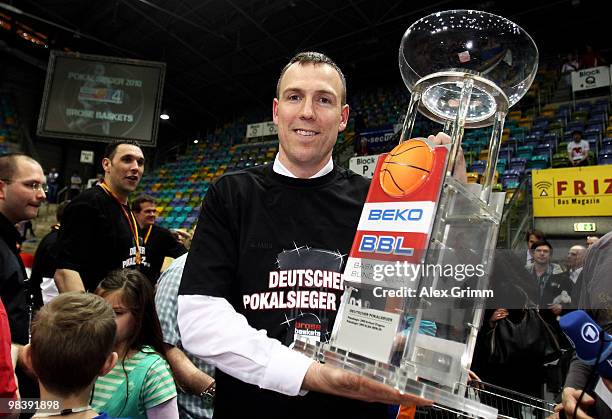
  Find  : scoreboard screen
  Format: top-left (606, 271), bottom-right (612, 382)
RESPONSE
top-left (37, 51), bottom-right (166, 147)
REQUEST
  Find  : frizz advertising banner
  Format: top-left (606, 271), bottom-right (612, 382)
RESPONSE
top-left (37, 51), bottom-right (166, 146)
top-left (532, 165), bottom-right (612, 217)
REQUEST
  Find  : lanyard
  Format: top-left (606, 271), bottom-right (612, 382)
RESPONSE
top-left (143, 224), bottom-right (153, 244)
top-left (32, 405), bottom-right (92, 417)
top-left (99, 183), bottom-right (142, 264)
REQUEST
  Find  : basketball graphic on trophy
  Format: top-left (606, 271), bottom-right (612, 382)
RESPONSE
top-left (379, 139), bottom-right (434, 197)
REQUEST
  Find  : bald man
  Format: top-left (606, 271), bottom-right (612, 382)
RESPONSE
top-left (0, 153), bottom-right (47, 344)
top-left (0, 153), bottom-right (46, 403)
top-left (566, 245), bottom-right (586, 285)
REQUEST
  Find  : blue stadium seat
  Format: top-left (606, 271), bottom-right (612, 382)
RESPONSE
top-left (601, 142), bottom-right (612, 154)
top-left (534, 144), bottom-right (552, 159)
top-left (524, 135), bottom-right (540, 148)
top-left (501, 170), bottom-right (521, 189)
top-left (509, 157), bottom-right (527, 173)
top-left (599, 152), bottom-right (612, 165)
top-left (469, 160), bottom-right (487, 175)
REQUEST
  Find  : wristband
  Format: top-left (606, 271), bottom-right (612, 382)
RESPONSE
top-left (199, 381), bottom-right (215, 404)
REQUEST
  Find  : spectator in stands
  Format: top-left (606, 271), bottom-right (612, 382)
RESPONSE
top-left (132, 194), bottom-right (187, 284)
top-left (46, 167), bottom-right (59, 203)
top-left (177, 52), bottom-right (461, 417)
top-left (69, 171), bottom-right (82, 199)
top-left (586, 234), bottom-right (600, 248)
top-left (526, 240), bottom-right (564, 307)
top-left (22, 292), bottom-right (118, 419)
top-left (155, 254), bottom-right (215, 419)
top-left (0, 153), bottom-right (46, 408)
top-left (579, 44), bottom-right (604, 69)
top-left (525, 228), bottom-right (545, 266)
top-left (567, 130), bottom-right (590, 167)
top-left (54, 141), bottom-right (146, 293)
top-left (358, 136), bottom-right (368, 156)
top-left (93, 269), bottom-right (178, 419)
top-left (560, 53), bottom-right (579, 86)
top-left (29, 200), bottom-right (70, 309)
top-left (555, 231), bottom-right (611, 419)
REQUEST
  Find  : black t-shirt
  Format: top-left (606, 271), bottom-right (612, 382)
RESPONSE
top-left (0, 212), bottom-right (28, 344)
top-left (140, 224), bottom-right (186, 284)
top-left (56, 185), bottom-right (144, 291)
top-left (29, 226), bottom-right (59, 310)
top-left (180, 164), bottom-right (386, 418)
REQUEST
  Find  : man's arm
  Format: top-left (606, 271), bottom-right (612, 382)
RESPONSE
top-left (178, 294), bottom-right (313, 396)
top-left (178, 295), bottom-right (432, 407)
top-left (171, 229), bottom-right (192, 250)
top-left (53, 268), bottom-right (85, 293)
top-left (556, 348), bottom-right (598, 418)
top-left (302, 362), bottom-right (432, 406)
top-left (163, 344), bottom-right (214, 395)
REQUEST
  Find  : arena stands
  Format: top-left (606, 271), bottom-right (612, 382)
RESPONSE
top-left (0, 93), bottom-right (21, 155)
top-left (136, 66), bottom-right (611, 232)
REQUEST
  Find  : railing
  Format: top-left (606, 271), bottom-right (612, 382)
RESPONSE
top-left (497, 175), bottom-right (532, 249)
top-left (57, 186), bottom-right (71, 203)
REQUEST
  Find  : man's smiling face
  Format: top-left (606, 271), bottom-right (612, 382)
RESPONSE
top-left (273, 62), bottom-right (349, 178)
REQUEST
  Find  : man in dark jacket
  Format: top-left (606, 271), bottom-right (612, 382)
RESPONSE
top-left (0, 153), bottom-right (47, 406)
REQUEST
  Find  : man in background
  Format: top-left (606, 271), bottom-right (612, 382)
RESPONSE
top-left (156, 254), bottom-right (215, 419)
top-left (0, 153), bottom-right (47, 409)
top-left (586, 235), bottom-right (600, 248)
top-left (29, 201), bottom-right (70, 309)
top-left (132, 194), bottom-right (187, 284)
top-left (567, 130), bottom-right (589, 167)
top-left (54, 141), bottom-right (146, 292)
top-left (565, 245), bottom-right (586, 286)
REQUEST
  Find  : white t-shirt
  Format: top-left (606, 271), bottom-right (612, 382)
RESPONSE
top-left (567, 140), bottom-right (589, 161)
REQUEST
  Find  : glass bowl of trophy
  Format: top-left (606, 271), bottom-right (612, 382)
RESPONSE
top-left (294, 10), bottom-right (538, 418)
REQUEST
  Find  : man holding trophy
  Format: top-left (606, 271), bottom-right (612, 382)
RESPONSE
top-left (179, 8), bottom-right (538, 418)
top-left (176, 51), bottom-right (459, 417)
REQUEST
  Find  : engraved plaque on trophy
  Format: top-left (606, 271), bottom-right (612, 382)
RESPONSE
top-left (294, 10), bottom-right (538, 418)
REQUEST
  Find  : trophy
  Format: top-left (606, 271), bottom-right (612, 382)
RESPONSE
top-left (294, 10), bottom-right (538, 417)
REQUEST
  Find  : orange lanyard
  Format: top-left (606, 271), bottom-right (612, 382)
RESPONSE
top-left (143, 225), bottom-right (152, 244)
top-left (99, 183), bottom-right (142, 264)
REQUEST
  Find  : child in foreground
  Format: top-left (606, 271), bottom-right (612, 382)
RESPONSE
top-left (23, 292), bottom-right (118, 419)
top-left (92, 269), bottom-right (178, 419)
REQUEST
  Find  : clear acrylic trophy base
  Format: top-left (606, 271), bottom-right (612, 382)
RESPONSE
top-left (293, 338), bottom-right (497, 418)
top-left (294, 178), bottom-right (506, 419)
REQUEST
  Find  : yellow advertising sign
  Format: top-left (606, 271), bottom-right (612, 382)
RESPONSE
top-left (532, 165), bottom-right (612, 217)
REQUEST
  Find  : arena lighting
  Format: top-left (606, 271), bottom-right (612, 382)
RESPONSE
top-left (193, 139), bottom-right (199, 144)
top-left (160, 112), bottom-right (169, 120)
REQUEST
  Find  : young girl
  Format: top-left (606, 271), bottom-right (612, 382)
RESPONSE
top-left (92, 269), bottom-right (178, 419)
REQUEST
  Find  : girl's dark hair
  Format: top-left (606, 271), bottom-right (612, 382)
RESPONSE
top-left (95, 268), bottom-right (166, 358)
top-left (95, 269), bottom-right (167, 415)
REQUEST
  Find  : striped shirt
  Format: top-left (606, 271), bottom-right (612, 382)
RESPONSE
top-left (155, 254), bottom-right (215, 419)
top-left (92, 347), bottom-right (176, 419)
